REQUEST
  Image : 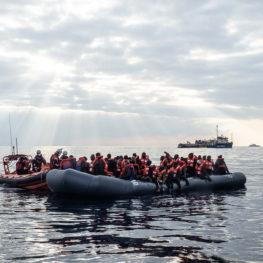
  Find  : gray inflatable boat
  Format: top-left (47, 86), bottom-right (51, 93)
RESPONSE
top-left (47, 169), bottom-right (246, 198)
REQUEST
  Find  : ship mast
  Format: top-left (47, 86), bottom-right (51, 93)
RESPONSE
top-left (216, 125), bottom-right (219, 138)
top-left (8, 113), bottom-right (15, 155)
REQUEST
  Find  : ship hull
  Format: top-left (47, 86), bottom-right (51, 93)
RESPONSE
top-left (178, 143), bottom-right (233, 148)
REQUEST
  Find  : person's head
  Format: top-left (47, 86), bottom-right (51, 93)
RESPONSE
top-left (124, 155), bottom-right (128, 160)
top-left (69, 155), bottom-right (73, 158)
top-left (96, 152), bottom-right (101, 157)
top-left (164, 151), bottom-right (171, 159)
top-left (202, 155), bottom-right (206, 160)
top-left (83, 156), bottom-right (87, 161)
top-left (107, 153), bottom-right (111, 159)
top-left (207, 155), bottom-right (211, 161)
top-left (36, 150), bottom-right (41, 155)
top-left (188, 153), bottom-right (193, 158)
top-left (90, 154), bottom-right (95, 161)
top-left (141, 152), bottom-right (146, 159)
top-left (62, 150), bottom-right (68, 156)
top-left (197, 155), bottom-right (202, 160)
top-left (56, 148), bottom-right (62, 155)
top-left (146, 159), bottom-right (152, 166)
top-left (132, 153), bottom-right (137, 157)
top-left (174, 154), bottom-right (179, 160)
top-left (160, 155), bottom-right (165, 161)
top-left (218, 155), bottom-right (222, 159)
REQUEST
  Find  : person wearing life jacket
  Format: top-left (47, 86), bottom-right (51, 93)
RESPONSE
top-left (121, 160), bottom-right (137, 180)
top-left (158, 165), bottom-right (168, 185)
top-left (69, 155), bottom-right (77, 169)
top-left (116, 156), bottom-right (123, 177)
top-left (214, 155), bottom-right (229, 175)
top-left (76, 156), bottom-right (90, 173)
top-left (148, 165), bottom-right (161, 191)
top-left (166, 163), bottom-right (181, 192)
top-left (89, 154), bottom-right (96, 174)
top-left (50, 148), bottom-right (62, 169)
top-left (133, 156), bottom-right (140, 176)
top-left (159, 155), bottom-right (165, 165)
top-left (174, 154), bottom-right (180, 164)
top-left (160, 152), bottom-right (170, 168)
top-left (206, 155), bottom-right (214, 175)
top-left (195, 159), bottom-right (203, 177)
top-left (186, 153), bottom-right (196, 177)
top-left (121, 155), bottom-right (129, 170)
top-left (176, 157), bottom-right (189, 186)
top-left (164, 152), bottom-right (174, 169)
top-left (16, 156), bottom-right (31, 175)
top-left (60, 150), bottom-right (68, 161)
top-left (60, 154), bottom-right (74, 170)
top-left (106, 153), bottom-right (117, 176)
top-left (92, 153), bottom-right (108, 175)
top-left (141, 152), bottom-right (151, 168)
top-left (195, 157), bottom-right (212, 181)
top-left (32, 150), bottom-right (47, 172)
top-left (132, 153), bottom-right (137, 162)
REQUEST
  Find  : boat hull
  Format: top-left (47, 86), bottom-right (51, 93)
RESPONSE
top-left (47, 169), bottom-right (246, 198)
top-left (0, 172), bottom-right (48, 190)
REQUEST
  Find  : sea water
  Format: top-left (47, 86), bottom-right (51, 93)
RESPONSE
top-left (0, 146), bottom-right (262, 262)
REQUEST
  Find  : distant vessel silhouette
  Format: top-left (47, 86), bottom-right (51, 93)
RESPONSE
top-left (178, 125), bottom-right (233, 148)
top-left (249, 144), bottom-right (260, 147)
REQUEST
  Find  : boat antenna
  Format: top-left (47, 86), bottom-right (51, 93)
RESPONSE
top-left (216, 125), bottom-right (219, 138)
top-left (8, 113), bottom-right (15, 155)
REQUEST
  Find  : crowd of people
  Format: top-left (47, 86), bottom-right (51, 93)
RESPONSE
top-left (16, 149), bottom-right (230, 190)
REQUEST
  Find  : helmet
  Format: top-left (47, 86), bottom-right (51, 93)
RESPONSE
top-left (56, 148), bottom-right (62, 154)
top-left (36, 150), bottom-right (41, 155)
top-left (63, 150), bottom-right (68, 156)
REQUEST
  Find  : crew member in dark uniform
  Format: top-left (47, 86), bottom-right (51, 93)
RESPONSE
top-left (32, 150), bottom-right (46, 172)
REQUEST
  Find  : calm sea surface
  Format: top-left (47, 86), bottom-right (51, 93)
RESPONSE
top-left (0, 146), bottom-right (262, 262)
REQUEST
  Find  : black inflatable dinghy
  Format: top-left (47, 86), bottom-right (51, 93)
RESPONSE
top-left (47, 169), bottom-right (246, 198)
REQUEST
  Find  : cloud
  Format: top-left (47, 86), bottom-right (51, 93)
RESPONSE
top-left (0, 0), bottom-right (263, 146)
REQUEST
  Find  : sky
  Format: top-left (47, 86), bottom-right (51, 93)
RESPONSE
top-left (0, 0), bottom-right (262, 146)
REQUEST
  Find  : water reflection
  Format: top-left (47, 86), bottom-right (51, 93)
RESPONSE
top-left (0, 186), bottom-right (248, 262)
top-left (33, 191), bottom-right (244, 262)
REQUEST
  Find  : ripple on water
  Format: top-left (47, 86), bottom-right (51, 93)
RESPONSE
top-left (0, 147), bottom-right (263, 262)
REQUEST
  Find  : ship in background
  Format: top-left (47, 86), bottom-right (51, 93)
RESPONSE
top-left (178, 125), bottom-right (233, 148)
top-left (249, 144), bottom-right (260, 147)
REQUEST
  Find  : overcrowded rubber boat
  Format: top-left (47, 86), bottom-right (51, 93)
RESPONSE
top-left (0, 154), bottom-right (49, 190)
top-left (47, 169), bottom-right (246, 198)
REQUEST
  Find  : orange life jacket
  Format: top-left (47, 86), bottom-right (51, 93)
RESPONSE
top-left (50, 154), bottom-right (60, 169)
top-left (92, 157), bottom-right (108, 175)
top-left (195, 164), bottom-right (202, 175)
top-left (77, 157), bottom-right (86, 166)
top-left (206, 160), bottom-right (214, 170)
top-left (60, 158), bottom-right (73, 170)
top-left (187, 158), bottom-right (194, 167)
top-left (140, 157), bottom-right (149, 167)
